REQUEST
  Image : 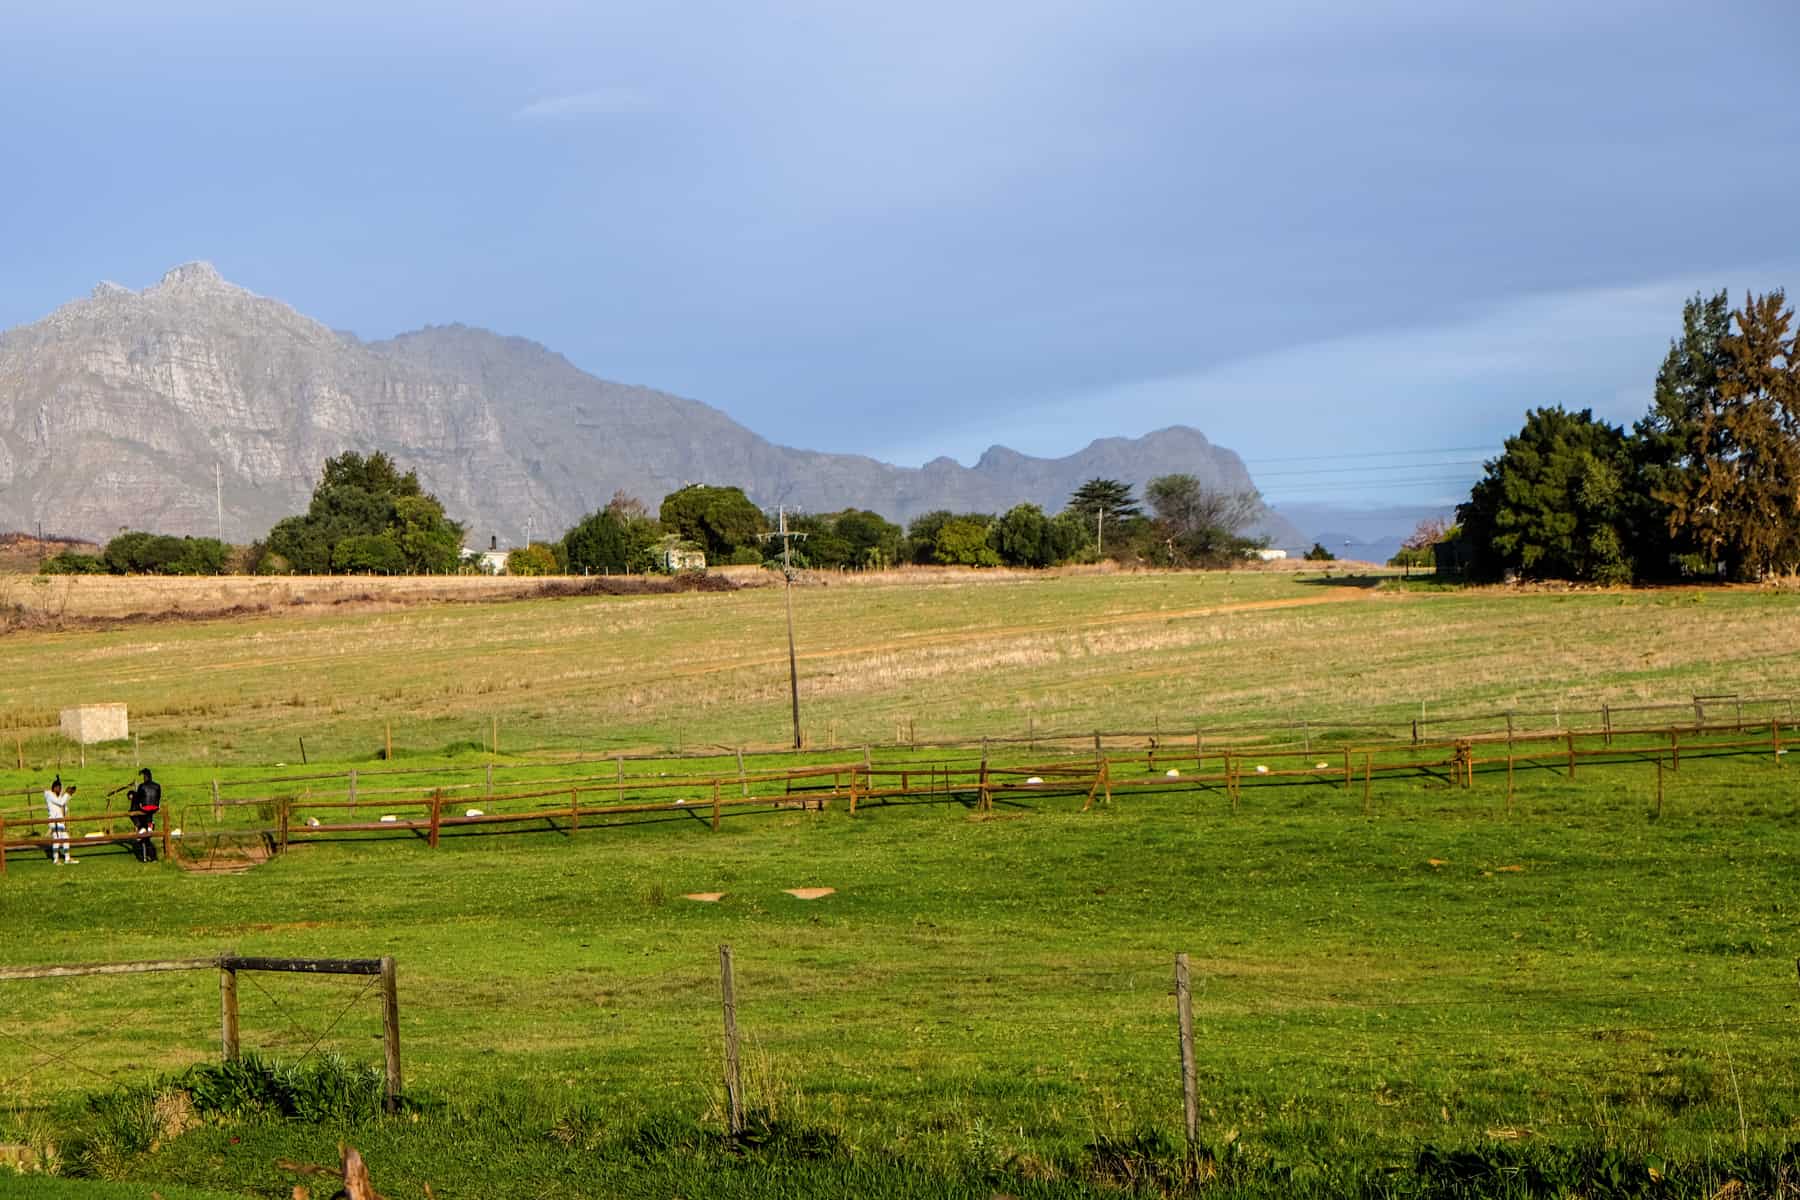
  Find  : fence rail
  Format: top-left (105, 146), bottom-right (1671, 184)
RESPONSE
top-left (3, 714), bottom-right (1784, 872)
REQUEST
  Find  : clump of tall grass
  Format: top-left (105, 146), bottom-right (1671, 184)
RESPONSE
top-left (174, 1051), bottom-right (389, 1122)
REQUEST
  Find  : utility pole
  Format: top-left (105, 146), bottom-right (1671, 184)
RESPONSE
top-left (759, 507), bottom-right (808, 750)
top-left (1096, 508), bottom-right (1105, 558)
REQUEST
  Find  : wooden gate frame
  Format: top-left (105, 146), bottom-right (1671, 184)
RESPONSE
top-left (0, 954), bottom-right (402, 1112)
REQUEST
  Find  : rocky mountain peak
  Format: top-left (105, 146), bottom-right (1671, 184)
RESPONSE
top-left (0, 264), bottom-right (1303, 549)
top-left (150, 260), bottom-right (229, 292)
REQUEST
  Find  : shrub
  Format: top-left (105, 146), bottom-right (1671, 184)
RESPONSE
top-left (39, 552), bottom-right (106, 574)
top-left (507, 542), bottom-right (560, 576)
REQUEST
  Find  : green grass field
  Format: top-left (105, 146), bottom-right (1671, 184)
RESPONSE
top-left (2, 571), bottom-right (1799, 1196)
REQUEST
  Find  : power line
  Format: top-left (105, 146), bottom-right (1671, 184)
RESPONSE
top-left (1244, 444), bottom-right (1500, 465)
top-left (1252, 459), bottom-right (1485, 479)
top-left (1263, 477), bottom-right (1479, 495)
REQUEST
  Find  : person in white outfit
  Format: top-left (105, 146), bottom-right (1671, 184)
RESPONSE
top-left (44, 777), bottom-right (78, 865)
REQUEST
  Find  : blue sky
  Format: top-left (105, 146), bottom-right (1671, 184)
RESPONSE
top-left (3, 0), bottom-right (1795, 511)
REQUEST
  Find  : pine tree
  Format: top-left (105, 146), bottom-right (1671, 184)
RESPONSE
top-left (1632, 291), bottom-right (1732, 575)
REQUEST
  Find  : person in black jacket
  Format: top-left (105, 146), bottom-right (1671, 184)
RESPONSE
top-left (127, 768), bottom-right (161, 862)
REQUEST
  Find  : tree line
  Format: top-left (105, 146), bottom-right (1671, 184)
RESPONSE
top-left (1454, 289), bottom-right (1800, 583)
top-left (43, 456), bottom-right (1269, 576)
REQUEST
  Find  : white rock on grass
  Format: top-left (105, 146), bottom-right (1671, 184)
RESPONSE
top-left (1255, 765), bottom-right (1270, 774)
top-left (379, 815), bottom-right (398, 823)
top-left (1165, 768), bottom-right (1181, 777)
top-left (1026, 776), bottom-right (1044, 785)
top-left (464, 808), bottom-right (484, 817)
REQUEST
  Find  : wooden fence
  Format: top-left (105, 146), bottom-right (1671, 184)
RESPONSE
top-left (1, 715), bottom-right (1786, 871)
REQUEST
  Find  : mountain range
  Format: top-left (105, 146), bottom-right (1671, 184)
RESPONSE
top-left (0, 263), bottom-right (1304, 549)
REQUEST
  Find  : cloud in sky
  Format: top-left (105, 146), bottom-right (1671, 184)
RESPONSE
top-left (894, 267), bottom-right (1799, 506)
top-left (1, 0), bottom-right (1797, 516)
top-left (512, 87), bottom-right (654, 120)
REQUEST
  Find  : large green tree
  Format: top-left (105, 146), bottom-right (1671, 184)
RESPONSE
top-left (1457, 408), bottom-right (1636, 583)
top-left (932, 516), bottom-right (1000, 566)
top-left (1631, 290), bottom-right (1732, 575)
top-left (657, 485), bottom-right (767, 561)
top-left (1656, 291), bottom-right (1800, 579)
top-left (265, 451), bottom-right (463, 574)
top-left (562, 509), bottom-right (634, 574)
top-left (991, 503), bottom-right (1054, 567)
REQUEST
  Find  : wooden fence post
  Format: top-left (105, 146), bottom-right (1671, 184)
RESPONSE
top-left (1602, 705), bottom-right (1612, 746)
top-left (1774, 720), bottom-right (1783, 766)
top-left (380, 956), bottom-right (402, 1113)
top-left (1672, 728), bottom-right (1681, 772)
top-left (615, 756), bottom-right (624, 803)
top-left (719, 945), bottom-right (744, 1136)
top-left (713, 780), bottom-right (723, 831)
top-left (978, 740), bottom-right (991, 813)
top-left (348, 769), bottom-right (358, 811)
top-left (1174, 953), bottom-right (1198, 1157)
top-left (1195, 730), bottom-right (1203, 772)
top-left (570, 788), bottom-right (580, 835)
top-left (220, 958), bottom-right (240, 1062)
top-left (428, 791), bottom-right (442, 849)
top-left (1362, 752), bottom-right (1372, 817)
top-left (211, 778), bottom-right (221, 821)
top-left (737, 747), bottom-right (749, 797)
top-left (385, 722), bottom-right (393, 763)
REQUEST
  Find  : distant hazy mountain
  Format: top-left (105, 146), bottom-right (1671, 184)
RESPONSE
top-left (0, 263), bottom-right (1301, 548)
top-left (1276, 503), bottom-right (1459, 566)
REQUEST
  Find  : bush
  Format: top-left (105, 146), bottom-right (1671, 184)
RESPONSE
top-left (507, 542), bottom-right (561, 576)
top-left (333, 532), bottom-right (407, 575)
top-left (39, 552), bottom-right (106, 574)
top-left (101, 531), bottom-right (230, 575)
